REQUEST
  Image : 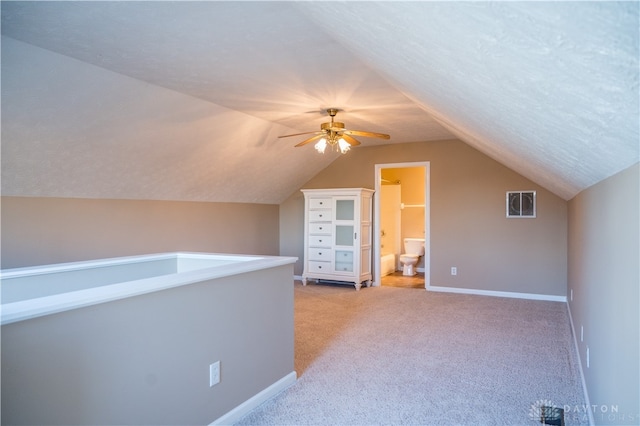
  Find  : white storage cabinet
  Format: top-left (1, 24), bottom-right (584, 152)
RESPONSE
top-left (301, 188), bottom-right (374, 290)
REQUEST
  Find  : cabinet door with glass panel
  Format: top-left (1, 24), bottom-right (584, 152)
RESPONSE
top-left (334, 197), bottom-right (356, 275)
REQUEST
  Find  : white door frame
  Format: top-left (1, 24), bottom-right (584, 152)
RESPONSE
top-left (373, 162), bottom-right (431, 288)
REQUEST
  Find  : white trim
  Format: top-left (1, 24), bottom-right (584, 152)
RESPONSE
top-left (210, 371), bottom-right (297, 425)
top-left (1, 253), bottom-right (298, 325)
top-left (566, 303), bottom-right (595, 426)
top-left (0, 252), bottom-right (261, 279)
top-left (373, 162), bottom-right (430, 289)
top-left (426, 284), bottom-right (567, 302)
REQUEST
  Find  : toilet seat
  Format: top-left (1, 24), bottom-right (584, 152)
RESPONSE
top-left (399, 254), bottom-right (419, 262)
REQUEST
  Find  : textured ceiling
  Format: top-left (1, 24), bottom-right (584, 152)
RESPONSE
top-left (1, 1), bottom-right (638, 203)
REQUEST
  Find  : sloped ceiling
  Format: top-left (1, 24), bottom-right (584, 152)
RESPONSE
top-left (1, 1), bottom-right (638, 203)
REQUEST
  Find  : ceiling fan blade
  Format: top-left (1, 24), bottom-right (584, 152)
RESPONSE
top-left (278, 131), bottom-right (324, 138)
top-left (341, 134), bottom-right (361, 146)
top-left (343, 129), bottom-right (390, 140)
top-left (294, 134), bottom-right (325, 147)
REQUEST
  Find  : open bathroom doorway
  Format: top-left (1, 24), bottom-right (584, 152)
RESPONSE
top-left (373, 162), bottom-right (430, 289)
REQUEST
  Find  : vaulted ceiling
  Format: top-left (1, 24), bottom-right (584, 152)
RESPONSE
top-left (2, 1), bottom-right (638, 203)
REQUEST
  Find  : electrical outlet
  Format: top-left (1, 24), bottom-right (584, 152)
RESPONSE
top-left (209, 361), bottom-right (220, 387)
top-left (451, 267), bottom-right (457, 276)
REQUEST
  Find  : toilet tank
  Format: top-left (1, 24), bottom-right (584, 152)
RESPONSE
top-left (403, 238), bottom-right (425, 255)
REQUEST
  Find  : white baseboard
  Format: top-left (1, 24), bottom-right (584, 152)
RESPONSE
top-left (566, 303), bottom-right (594, 426)
top-left (426, 284), bottom-right (567, 302)
top-left (293, 274), bottom-right (303, 281)
top-left (210, 371), bottom-right (297, 426)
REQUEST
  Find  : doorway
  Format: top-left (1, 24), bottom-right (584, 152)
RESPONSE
top-left (373, 162), bottom-right (430, 288)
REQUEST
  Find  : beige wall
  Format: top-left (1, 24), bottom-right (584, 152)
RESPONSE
top-left (281, 139), bottom-right (568, 297)
top-left (567, 163), bottom-right (639, 425)
top-left (1, 197), bottom-right (279, 269)
top-left (2, 265), bottom-right (295, 425)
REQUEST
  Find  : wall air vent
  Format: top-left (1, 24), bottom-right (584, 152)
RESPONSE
top-left (506, 191), bottom-right (536, 218)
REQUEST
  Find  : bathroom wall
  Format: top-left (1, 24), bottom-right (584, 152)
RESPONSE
top-left (280, 139), bottom-right (568, 297)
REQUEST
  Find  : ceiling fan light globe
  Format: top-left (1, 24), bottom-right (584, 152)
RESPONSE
top-left (315, 138), bottom-right (327, 154)
top-left (338, 138), bottom-right (350, 154)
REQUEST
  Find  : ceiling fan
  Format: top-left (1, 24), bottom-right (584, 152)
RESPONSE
top-left (278, 108), bottom-right (390, 154)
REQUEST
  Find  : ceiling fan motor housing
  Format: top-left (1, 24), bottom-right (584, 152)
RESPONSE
top-left (321, 122), bottom-right (345, 131)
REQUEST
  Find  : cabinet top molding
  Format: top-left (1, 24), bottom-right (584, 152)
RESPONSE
top-left (301, 188), bottom-right (375, 194)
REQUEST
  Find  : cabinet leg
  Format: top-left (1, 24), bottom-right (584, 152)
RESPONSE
top-left (365, 280), bottom-right (372, 287)
top-left (354, 282), bottom-right (362, 291)
top-left (302, 278), bottom-right (307, 286)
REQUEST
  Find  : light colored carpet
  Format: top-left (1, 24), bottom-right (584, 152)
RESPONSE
top-left (236, 282), bottom-right (588, 425)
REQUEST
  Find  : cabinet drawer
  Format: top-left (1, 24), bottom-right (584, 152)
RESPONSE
top-left (308, 248), bottom-right (331, 261)
top-left (308, 261), bottom-right (331, 273)
top-left (309, 210), bottom-right (332, 222)
top-left (309, 198), bottom-right (332, 209)
top-left (309, 235), bottom-right (331, 247)
top-left (309, 223), bottom-right (331, 235)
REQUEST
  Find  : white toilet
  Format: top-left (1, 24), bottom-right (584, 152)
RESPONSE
top-left (399, 238), bottom-right (425, 276)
